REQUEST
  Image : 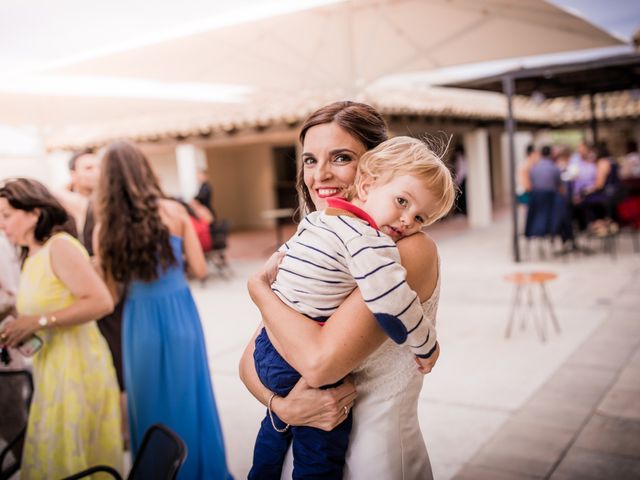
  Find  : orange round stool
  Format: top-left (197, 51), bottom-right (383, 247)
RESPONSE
top-left (504, 271), bottom-right (560, 342)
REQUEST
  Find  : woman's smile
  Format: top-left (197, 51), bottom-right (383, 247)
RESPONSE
top-left (315, 187), bottom-right (342, 199)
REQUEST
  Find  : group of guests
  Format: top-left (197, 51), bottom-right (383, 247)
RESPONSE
top-left (1, 100), bottom-right (456, 479)
top-left (518, 140), bottom-right (631, 245)
top-left (0, 144), bottom-right (231, 478)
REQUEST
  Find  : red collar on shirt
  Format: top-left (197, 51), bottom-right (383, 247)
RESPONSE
top-left (326, 197), bottom-right (379, 231)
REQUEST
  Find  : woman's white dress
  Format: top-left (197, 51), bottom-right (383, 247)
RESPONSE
top-left (281, 273), bottom-right (440, 479)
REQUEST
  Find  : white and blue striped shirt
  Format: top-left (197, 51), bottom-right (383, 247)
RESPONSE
top-left (273, 202), bottom-right (437, 359)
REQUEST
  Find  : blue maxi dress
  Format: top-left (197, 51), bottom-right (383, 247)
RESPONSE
top-left (123, 235), bottom-right (232, 479)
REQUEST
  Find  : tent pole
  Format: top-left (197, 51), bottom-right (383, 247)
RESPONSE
top-left (589, 93), bottom-right (598, 144)
top-left (503, 75), bottom-right (520, 263)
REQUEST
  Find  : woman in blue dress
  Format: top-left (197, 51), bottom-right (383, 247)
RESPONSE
top-left (94, 141), bottom-right (232, 479)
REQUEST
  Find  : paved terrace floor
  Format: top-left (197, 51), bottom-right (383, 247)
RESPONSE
top-left (193, 213), bottom-right (640, 479)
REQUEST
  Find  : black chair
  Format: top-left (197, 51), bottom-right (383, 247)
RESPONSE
top-left (0, 369), bottom-right (34, 480)
top-left (205, 219), bottom-right (231, 279)
top-left (63, 424), bottom-right (187, 480)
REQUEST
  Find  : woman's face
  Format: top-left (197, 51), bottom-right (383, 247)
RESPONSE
top-left (0, 198), bottom-right (38, 246)
top-left (302, 122), bottom-right (367, 210)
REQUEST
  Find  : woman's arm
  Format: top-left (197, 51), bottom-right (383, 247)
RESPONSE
top-left (190, 199), bottom-right (215, 224)
top-left (238, 325), bottom-right (357, 431)
top-left (160, 199), bottom-right (207, 279)
top-left (179, 210), bottom-right (208, 279)
top-left (519, 163), bottom-right (532, 192)
top-left (1, 236), bottom-right (114, 347)
top-left (239, 326), bottom-right (275, 406)
top-left (592, 159), bottom-right (611, 191)
top-left (247, 232), bottom-right (438, 388)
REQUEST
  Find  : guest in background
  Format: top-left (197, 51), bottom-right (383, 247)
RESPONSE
top-left (517, 144), bottom-right (539, 205)
top-left (525, 145), bottom-right (565, 240)
top-left (55, 147), bottom-right (127, 445)
top-left (95, 142), bottom-right (232, 480)
top-left (0, 178), bottom-right (122, 479)
top-left (0, 232), bottom-right (19, 312)
top-left (530, 145), bottom-right (561, 193)
top-left (194, 168), bottom-right (215, 216)
top-left (575, 142), bottom-right (621, 236)
top-left (174, 198), bottom-right (213, 253)
top-left (56, 149), bottom-right (99, 234)
top-left (569, 142), bottom-right (596, 203)
top-left (554, 146), bottom-right (571, 174)
top-left (0, 231), bottom-right (26, 466)
top-left (621, 140), bottom-right (640, 180)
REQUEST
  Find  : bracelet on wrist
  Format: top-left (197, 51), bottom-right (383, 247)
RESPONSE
top-left (267, 392), bottom-right (290, 433)
top-left (38, 314), bottom-right (58, 329)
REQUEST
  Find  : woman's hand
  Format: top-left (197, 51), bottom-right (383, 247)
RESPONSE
top-left (0, 315), bottom-right (39, 348)
top-left (271, 377), bottom-right (357, 432)
top-left (247, 251), bottom-right (285, 302)
top-left (261, 251), bottom-right (286, 285)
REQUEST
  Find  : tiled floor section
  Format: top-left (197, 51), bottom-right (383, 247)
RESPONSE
top-left (198, 213), bottom-right (640, 479)
top-left (455, 298), bottom-right (640, 480)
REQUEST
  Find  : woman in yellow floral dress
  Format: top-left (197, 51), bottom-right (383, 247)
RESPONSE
top-left (0, 178), bottom-right (122, 479)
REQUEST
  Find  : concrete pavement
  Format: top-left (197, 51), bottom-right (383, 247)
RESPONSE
top-left (192, 216), bottom-right (640, 479)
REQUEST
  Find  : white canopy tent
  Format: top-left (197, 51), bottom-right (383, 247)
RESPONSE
top-left (0, 0), bottom-right (624, 136)
top-left (42, 0), bottom-right (621, 92)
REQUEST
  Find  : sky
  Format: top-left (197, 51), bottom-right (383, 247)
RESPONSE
top-left (549, 0), bottom-right (639, 40)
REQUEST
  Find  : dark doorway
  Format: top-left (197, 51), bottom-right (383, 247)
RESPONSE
top-left (273, 146), bottom-right (298, 210)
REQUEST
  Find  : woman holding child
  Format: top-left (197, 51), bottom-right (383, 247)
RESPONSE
top-left (239, 101), bottom-right (454, 479)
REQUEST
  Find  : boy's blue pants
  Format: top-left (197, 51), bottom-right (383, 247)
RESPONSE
top-left (249, 328), bottom-right (352, 480)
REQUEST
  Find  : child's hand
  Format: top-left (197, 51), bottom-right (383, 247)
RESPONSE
top-left (414, 342), bottom-right (440, 374)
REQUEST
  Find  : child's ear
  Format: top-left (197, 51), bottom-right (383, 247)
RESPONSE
top-left (356, 175), bottom-right (374, 201)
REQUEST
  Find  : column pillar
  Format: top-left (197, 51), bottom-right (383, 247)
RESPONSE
top-left (501, 131), bottom-right (534, 197)
top-left (175, 144), bottom-right (207, 200)
top-left (463, 129), bottom-right (492, 228)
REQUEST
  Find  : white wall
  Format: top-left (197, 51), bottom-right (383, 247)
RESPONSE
top-left (146, 149), bottom-right (181, 198)
top-left (0, 157), bottom-right (48, 182)
top-left (0, 151), bottom-right (73, 188)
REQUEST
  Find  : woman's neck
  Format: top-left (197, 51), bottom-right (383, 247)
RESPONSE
top-left (24, 237), bottom-right (43, 257)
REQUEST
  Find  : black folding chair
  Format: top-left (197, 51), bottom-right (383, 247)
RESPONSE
top-left (205, 219), bottom-right (231, 279)
top-left (0, 369), bottom-right (34, 480)
top-left (63, 424), bottom-right (187, 480)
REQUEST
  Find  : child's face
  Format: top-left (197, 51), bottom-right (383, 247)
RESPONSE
top-left (356, 175), bottom-right (437, 242)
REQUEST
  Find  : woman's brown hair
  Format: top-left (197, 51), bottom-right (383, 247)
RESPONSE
top-left (96, 141), bottom-right (175, 284)
top-left (0, 178), bottom-right (78, 261)
top-left (296, 101), bottom-right (389, 215)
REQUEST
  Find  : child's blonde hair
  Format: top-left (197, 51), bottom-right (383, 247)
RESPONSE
top-left (348, 136), bottom-right (455, 225)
